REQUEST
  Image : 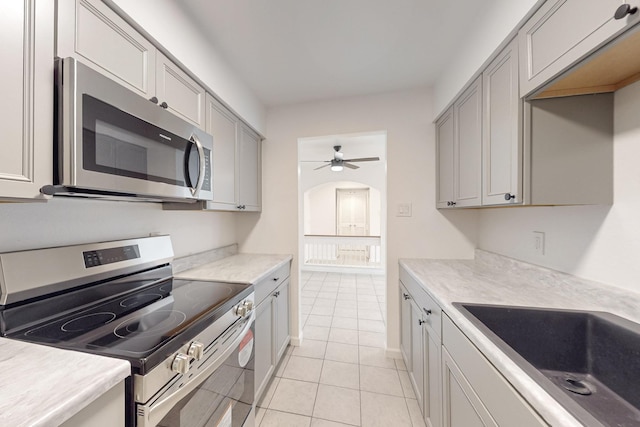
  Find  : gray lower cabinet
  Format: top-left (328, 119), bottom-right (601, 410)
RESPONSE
top-left (400, 264), bottom-right (545, 427)
top-left (254, 293), bottom-right (275, 401)
top-left (400, 271), bottom-right (442, 427)
top-left (519, 0), bottom-right (640, 98)
top-left (254, 263), bottom-right (291, 402)
top-left (0, 0), bottom-right (53, 201)
top-left (442, 314), bottom-right (545, 427)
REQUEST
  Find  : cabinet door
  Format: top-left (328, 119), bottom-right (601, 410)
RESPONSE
top-left (399, 284), bottom-right (412, 371)
top-left (424, 329), bottom-right (442, 427)
top-left (442, 348), bottom-right (496, 427)
top-left (57, 0), bottom-right (156, 98)
top-left (436, 107), bottom-right (455, 208)
top-left (482, 38), bottom-right (522, 206)
top-left (205, 94), bottom-right (237, 210)
top-left (454, 77), bottom-right (482, 207)
top-left (254, 297), bottom-right (275, 401)
top-left (275, 279), bottom-right (290, 361)
top-left (409, 300), bottom-right (425, 412)
top-left (156, 52), bottom-right (206, 128)
top-left (237, 124), bottom-right (261, 211)
top-left (0, 0), bottom-right (53, 200)
top-left (519, 0), bottom-right (640, 97)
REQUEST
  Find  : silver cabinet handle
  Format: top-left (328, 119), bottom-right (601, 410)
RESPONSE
top-left (402, 293), bottom-right (410, 300)
top-left (423, 308), bottom-right (432, 316)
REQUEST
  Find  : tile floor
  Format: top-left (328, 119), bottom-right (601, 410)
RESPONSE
top-left (256, 271), bottom-right (425, 427)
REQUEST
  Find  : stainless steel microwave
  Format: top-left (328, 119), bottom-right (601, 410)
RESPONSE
top-left (42, 57), bottom-right (213, 202)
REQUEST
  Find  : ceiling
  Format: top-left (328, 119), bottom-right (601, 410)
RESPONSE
top-left (178, 0), bottom-right (499, 107)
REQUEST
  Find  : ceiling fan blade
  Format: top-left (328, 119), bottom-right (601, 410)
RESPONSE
top-left (342, 157), bottom-right (380, 162)
top-left (301, 160), bottom-right (330, 163)
top-left (344, 162), bottom-right (359, 169)
top-left (314, 163), bottom-right (331, 170)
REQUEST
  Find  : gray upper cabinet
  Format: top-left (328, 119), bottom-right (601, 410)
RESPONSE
top-left (482, 39), bottom-right (522, 206)
top-left (453, 77), bottom-right (483, 208)
top-left (519, 0), bottom-right (640, 98)
top-left (57, 0), bottom-right (156, 98)
top-left (206, 94), bottom-right (238, 210)
top-left (436, 108), bottom-right (455, 208)
top-left (155, 52), bottom-right (206, 128)
top-left (0, 0), bottom-right (53, 201)
top-left (57, 0), bottom-right (205, 128)
top-left (204, 97), bottom-right (262, 212)
top-left (238, 124), bottom-right (262, 212)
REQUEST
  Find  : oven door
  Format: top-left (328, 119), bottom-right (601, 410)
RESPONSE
top-left (136, 314), bottom-right (255, 427)
top-left (58, 57), bottom-right (212, 201)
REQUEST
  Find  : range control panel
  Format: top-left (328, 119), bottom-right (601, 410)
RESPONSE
top-left (83, 244), bottom-right (140, 268)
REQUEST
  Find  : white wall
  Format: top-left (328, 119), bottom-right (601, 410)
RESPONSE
top-left (110, 0), bottom-right (266, 133)
top-left (305, 182), bottom-right (381, 236)
top-left (236, 88), bottom-right (477, 353)
top-left (478, 81), bottom-right (640, 295)
top-left (433, 0), bottom-right (540, 118)
top-left (0, 199), bottom-right (236, 258)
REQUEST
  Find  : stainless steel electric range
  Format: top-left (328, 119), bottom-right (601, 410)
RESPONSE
top-left (0, 236), bottom-right (255, 427)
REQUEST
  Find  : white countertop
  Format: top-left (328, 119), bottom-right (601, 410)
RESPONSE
top-left (400, 250), bottom-right (640, 427)
top-left (0, 339), bottom-right (130, 427)
top-left (174, 253), bottom-right (292, 284)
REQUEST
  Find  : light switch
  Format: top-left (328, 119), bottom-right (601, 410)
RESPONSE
top-left (397, 203), bottom-right (412, 217)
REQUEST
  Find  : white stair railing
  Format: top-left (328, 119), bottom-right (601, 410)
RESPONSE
top-left (303, 235), bottom-right (382, 268)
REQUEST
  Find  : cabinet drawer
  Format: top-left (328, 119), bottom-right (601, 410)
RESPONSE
top-left (443, 314), bottom-right (546, 427)
top-left (400, 267), bottom-right (441, 339)
top-left (255, 262), bottom-right (290, 305)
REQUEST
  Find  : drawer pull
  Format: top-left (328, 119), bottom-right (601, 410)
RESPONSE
top-left (402, 293), bottom-right (410, 300)
top-left (273, 291), bottom-right (280, 297)
top-left (418, 319), bottom-right (426, 326)
top-left (273, 277), bottom-right (280, 281)
top-left (423, 308), bottom-right (432, 316)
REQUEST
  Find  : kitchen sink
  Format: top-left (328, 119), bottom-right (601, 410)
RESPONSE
top-left (453, 303), bottom-right (640, 427)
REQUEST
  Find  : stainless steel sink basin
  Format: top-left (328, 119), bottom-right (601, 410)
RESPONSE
top-left (453, 303), bottom-right (640, 427)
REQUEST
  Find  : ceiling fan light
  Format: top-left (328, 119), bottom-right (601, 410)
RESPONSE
top-left (331, 164), bottom-right (343, 172)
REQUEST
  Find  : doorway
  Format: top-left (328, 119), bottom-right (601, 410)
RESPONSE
top-left (297, 130), bottom-right (387, 342)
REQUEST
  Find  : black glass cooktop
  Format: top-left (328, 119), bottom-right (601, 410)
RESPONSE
top-left (1, 269), bottom-right (252, 374)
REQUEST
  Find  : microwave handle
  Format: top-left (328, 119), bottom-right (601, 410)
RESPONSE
top-left (188, 135), bottom-right (206, 196)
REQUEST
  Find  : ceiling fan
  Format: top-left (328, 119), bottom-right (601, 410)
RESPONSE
top-left (312, 145), bottom-right (380, 171)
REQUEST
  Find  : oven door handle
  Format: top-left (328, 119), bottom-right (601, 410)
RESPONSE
top-left (136, 312), bottom-right (255, 427)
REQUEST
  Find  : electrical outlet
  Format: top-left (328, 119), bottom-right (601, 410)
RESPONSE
top-left (533, 231), bottom-right (545, 255)
top-left (397, 203), bottom-right (412, 217)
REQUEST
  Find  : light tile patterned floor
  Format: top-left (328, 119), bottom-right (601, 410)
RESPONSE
top-left (256, 271), bottom-right (426, 427)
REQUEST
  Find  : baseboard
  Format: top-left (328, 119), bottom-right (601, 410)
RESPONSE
top-left (385, 347), bottom-right (402, 359)
top-left (290, 333), bottom-right (302, 347)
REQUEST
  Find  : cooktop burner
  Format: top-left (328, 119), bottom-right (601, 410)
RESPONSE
top-left (61, 312), bottom-right (117, 332)
top-left (114, 309), bottom-right (187, 338)
top-left (6, 275), bottom-right (252, 373)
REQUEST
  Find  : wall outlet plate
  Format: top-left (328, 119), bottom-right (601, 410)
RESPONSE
top-left (397, 203), bottom-right (412, 217)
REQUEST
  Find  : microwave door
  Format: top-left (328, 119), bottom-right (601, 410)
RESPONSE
top-left (80, 95), bottom-right (195, 198)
